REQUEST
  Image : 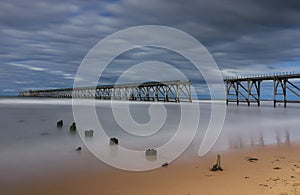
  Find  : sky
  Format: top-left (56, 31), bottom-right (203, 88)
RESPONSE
top-left (1, 0), bottom-right (300, 98)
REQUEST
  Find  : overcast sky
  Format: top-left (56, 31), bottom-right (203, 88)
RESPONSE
top-left (1, 0), bottom-right (300, 96)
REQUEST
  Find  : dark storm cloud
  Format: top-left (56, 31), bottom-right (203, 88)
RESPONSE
top-left (106, 0), bottom-right (300, 68)
top-left (1, 0), bottom-right (300, 95)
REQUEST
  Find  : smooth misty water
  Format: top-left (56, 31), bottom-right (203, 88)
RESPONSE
top-left (0, 98), bottom-right (299, 185)
top-left (215, 102), bottom-right (300, 149)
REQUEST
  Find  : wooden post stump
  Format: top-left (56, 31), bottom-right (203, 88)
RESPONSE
top-left (210, 154), bottom-right (223, 171)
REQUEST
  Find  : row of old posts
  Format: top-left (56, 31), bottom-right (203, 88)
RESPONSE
top-left (57, 120), bottom-right (118, 149)
top-left (57, 120), bottom-right (77, 133)
top-left (56, 120), bottom-right (163, 163)
top-left (56, 120), bottom-right (224, 169)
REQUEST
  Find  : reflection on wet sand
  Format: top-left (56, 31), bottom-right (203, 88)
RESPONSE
top-left (228, 130), bottom-right (293, 150)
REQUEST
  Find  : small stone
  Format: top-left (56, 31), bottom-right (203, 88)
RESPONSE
top-left (76, 147), bottom-right (81, 151)
top-left (247, 157), bottom-right (258, 162)
top-left (110, 137), bottom-right (118, 145)
top-left (274, 167), bottom-right (281, 170)
top-left (259, 184), bottom-right (268, 187)
top-left (162, 162), bottom-right (168, 167)
top-left (57, 120), bottom-right (63, 128)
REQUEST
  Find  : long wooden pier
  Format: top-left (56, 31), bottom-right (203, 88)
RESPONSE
top-left (224, 73), bottom-right (300, 107)
top-left (19, 80), bottom-right (192, 102)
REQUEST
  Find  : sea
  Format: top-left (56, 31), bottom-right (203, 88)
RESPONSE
top-left (0, 97), bottom-right (299, 187)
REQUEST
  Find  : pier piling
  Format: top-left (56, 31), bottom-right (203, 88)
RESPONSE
top-left (224, 73), bottom-right (300, 107)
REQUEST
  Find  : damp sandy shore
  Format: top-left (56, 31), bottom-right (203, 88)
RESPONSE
top-left (3, 143), bottom-right (300, 195)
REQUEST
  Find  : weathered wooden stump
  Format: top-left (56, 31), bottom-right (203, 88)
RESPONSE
top-left (57, 120), bottom-right (63, 128)
top-left (69, 122), bottom-right (76, 133)
top-left (145, 149), bottom-right (157, 156)
top-left (110, 137), bottom-right (118, 145)
top-left (85, 130), bottom-right (94, 137)
top-left (145, 148), bottom-right (157, 161)
top-left (210, 154), bottom-right (223, 171)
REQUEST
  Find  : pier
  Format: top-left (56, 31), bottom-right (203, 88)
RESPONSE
top-left (19, 80), bottom-right (192, 102)
top-left (224, 73), bottom-right (300, 107)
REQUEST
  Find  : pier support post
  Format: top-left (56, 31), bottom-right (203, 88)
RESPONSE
top-left (273, 79), bottom-right (277, 107)
top-left (222, 73), bottom-right (300, 107)
top-left (247, 80), bottom-right (250, 106)
top-left (284, 79), bottom-right (287, 107)
top-left (188, 83), bottom-right (192, 102)
top-left (226, 81), bottom-right (229, 105)
top-left (236, 82), bottom-right (239, 106)
top-left (257, 81), bottom-right (261, 106)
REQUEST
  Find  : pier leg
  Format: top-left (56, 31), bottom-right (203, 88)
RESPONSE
top-left (176, 83), bottom-right (179, 102)
top-left (188, 83), bottom-right (192, 102)
top-left (258, 81), bottom-right (261, 106)
top-left (284, 79), bottom-right (287, 107)
top-left (226, 81), bottom-right (229, 105)
top-left (236, 82), bottom-right (239, 106)
top-left (273, 79), bottom-right (276, 107)
top-left (247, 80), bottom-right (250, 106)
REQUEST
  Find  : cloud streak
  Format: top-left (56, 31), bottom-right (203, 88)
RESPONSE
top-left (1, 0), bottom-right (300, 96)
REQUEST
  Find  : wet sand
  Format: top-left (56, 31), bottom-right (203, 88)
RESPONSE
top-left (6, 143), bottom-right (300, 195)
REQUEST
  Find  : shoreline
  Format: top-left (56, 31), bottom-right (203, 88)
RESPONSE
top-left (7, 143), bottom-right (300, 195)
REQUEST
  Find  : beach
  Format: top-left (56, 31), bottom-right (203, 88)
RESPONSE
top-left (0, 98), bottom-right (299, 195)
top-left (4, 144), bottom-right (300, 195)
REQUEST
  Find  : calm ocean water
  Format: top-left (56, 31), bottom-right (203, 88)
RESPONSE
top-left (0, 97), bottom-right (299, 185)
